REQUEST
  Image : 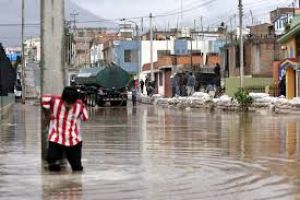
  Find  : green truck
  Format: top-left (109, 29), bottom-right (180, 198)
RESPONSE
top-left (74, 64), bottom-right (130, 107)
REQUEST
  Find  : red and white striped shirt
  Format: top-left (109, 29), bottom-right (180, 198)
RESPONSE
top-left (42, 95), bottom-right (88, 146)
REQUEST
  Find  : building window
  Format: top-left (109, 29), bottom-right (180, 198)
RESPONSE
top-left (124, 49), bottom-right (132, 63)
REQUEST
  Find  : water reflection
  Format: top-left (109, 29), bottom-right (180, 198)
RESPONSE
top-left (0, 104), bottom-right (300, 199)
top-left (42, 174), bottom-right (82, 200)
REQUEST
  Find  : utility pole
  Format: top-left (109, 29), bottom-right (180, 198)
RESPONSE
top-left (181, 0), bottom-right (183, 29)
top-left (141, 17), bottom-right (144, 32)
top-left (70, 10), bottom-right (79, 33)
top-left (190, 32), bottom-right (193, 72)
top-left (200, 16), bottom-right (203, 68)
top-left (136, 20), bottom-right (141, 93)
top-left (239, 0), bottom-right (244, 88)
top-left (84, 29), bottom-right (87, 68)
top-left (41, 0), bottom-right (65, 161)
top-left (150, 13), bottom-right (154, 81)
top-left (21, 0), bottom-right (25, 104)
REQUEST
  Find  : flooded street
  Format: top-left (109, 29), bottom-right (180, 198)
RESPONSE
top-left (1, 104), bottom-right (300, 200)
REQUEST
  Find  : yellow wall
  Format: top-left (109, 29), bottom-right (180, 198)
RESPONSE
top-left (286, 38), bottom-right (296, 59)
top-left (286, 67), bottom-right (295, 99)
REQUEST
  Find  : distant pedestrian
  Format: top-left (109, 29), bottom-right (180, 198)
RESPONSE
top-left (175, 74), bottom-right (181, 96)
top-left (181, 72), bottom-right (188, 96)
top-left (186, 72), bottom-right (195, 96)
top-left (279, 75), bottom-right (286, 96)
top-left (140, 79), bottom-right (144, 94)
top-left (214, 63), bottom-right (221, 90)
top-left (41, 86), bottom-right (88, 172)
top-left (145, 75), bottom-right (150, 96)
top-left (132, 87), bottom-right (137, 106)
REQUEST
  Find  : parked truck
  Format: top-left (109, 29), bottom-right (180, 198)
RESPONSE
top-left (74, 64), bottom-right (130, 107)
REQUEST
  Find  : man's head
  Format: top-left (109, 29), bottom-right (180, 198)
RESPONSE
top-left (62, 86), bottom-right (79, 108)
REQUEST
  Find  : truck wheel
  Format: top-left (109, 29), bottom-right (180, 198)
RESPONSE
top-left (121, 101), bottom-right (127, 106)
top-left (110, 101), bottom-right (119, 106)
top-left (97, 100), bottom-right (105, 107)
top-left (90, 93), bottom-right (96, 107)
top-left (87, 94), bottom-right (91, 107)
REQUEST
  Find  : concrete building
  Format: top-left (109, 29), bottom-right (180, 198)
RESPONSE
top-left (270, 8), bottom-right (294, 36)
top-left (90, 33), bottom-right (119, 67)
top-left (118, 23), bottom-right (134, 39)
top-left (103, 40), bottom-right (139, 73)
top-left (73, 28), bottom-right (108, 68)
top-left (223, 23), bottom-right (285, 78)
top-left (221, 23), bottom-right (287, 96)
top-left (278, 9), bottom-right (300, 99)
top-left (24, 37), bottom-right (41, 62)
top-left (102, 28), bottom-right (224, 96)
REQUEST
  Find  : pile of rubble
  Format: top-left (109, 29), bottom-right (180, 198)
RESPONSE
top-left (154, 92), bottom-right (300, 114)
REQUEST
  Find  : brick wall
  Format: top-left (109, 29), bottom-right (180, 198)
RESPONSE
top-left (176, 55), bottom-right (203, 66)
top-left (206, 55), bottom-right (220, 67)
top-left (164, 70), bottom-right (172, 97)
top-left (227, 39), bottom-right (284, 78)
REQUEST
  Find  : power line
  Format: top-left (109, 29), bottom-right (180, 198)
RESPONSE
top-left (0, 23), bottom-right (40, 27)
top-left (155, 0), bottom-right (217, 18)
top-left (205, 0), bottom-right (291, 28)
top-left (0, 0), bottom-right (293, 30)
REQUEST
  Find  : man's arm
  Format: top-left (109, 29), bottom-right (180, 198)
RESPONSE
top-left (41, 95), bottom-right (53, 109)
top-left (41, 95), bottom-right (53, 127)
top-left (78, 100), bottom-right (88, 121)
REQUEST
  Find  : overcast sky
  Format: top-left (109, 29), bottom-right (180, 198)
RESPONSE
top-left (70, 0), bottom-right (295, 27)
top-left (0, 0), bottom-right (295, 46)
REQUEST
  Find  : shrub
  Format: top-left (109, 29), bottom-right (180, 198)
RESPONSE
top-left (234, 88), bottom-right (253, 107)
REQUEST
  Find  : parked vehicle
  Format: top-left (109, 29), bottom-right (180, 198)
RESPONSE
top-left (14, 80), bottom-right (22, 100)
top-left (74, 64), bottom-right (130, 107)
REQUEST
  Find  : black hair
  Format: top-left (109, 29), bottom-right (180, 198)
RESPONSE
top-left (61, 86), bottom-right (79, 104)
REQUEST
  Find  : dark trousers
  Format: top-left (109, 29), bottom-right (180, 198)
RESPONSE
top-left (47, 141), bottom-right (83, 172)
top-left (132, 94), bottom-right (137, 106)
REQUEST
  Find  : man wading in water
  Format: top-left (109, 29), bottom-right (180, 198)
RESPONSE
top-left (42, 86), bottom-right (88, 172)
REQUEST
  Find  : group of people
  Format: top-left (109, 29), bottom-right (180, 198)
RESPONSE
top-left (171, 63), bottom-right (221, 97)
top-left (139, 76), bottom-right (156, 96)
top-left (137, 63), bottom-right (221, 98)
top-left (171, 72), bottom-right (196, 97)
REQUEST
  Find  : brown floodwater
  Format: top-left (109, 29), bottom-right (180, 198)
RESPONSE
top-left (0, 103), bottom-right (300, 200)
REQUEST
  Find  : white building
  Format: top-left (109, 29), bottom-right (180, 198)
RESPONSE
top-left (140, 40), bottom-right (175, 68)
top-left (24, 37), bottom-right (41, 62)
top-left (270, 8), bottom-right (294, 36)
top-left (273, 13), bottom-right (294, 36)
top-left (90, 43), bottom-right (104, 67)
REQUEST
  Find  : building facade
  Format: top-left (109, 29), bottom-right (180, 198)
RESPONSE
top-left (223, 23), bottom-right (285, 78)
top-left (103, 40), bottom-right (139, 73)
top-left (278, 9), bottom-right (300, 99)
top-left (270, 8), bottom-right (294, 36)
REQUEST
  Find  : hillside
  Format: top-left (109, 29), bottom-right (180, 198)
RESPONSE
top-left (0, 0), bottom-right (116, 46)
